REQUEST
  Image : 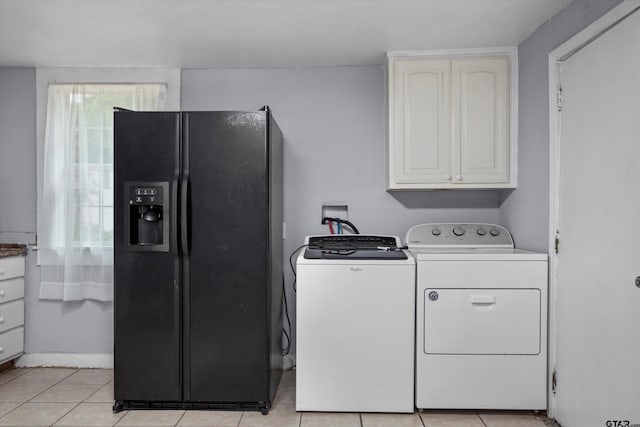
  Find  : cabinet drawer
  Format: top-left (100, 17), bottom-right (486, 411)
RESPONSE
top-left (0, 300), bottom-right (24, 333)
top-left (0, 256), bottom-right (25, 281)
top-left (0, 278), bottom-right (24, 303)
top-left (0, 327), bottom-right (24, 364)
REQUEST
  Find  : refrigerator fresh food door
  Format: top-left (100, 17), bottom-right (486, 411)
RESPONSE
top-left (184, 111), bottom-right (277, 403)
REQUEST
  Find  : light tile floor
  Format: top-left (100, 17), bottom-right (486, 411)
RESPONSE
top-left (0, 367), bottom-right (558, 427)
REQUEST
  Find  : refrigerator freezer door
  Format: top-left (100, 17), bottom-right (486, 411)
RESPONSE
top-left (114, 112), bottom-right (181, 402)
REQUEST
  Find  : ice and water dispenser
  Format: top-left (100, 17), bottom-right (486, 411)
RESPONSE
top-left (125, 182), bottom-right (170, 252)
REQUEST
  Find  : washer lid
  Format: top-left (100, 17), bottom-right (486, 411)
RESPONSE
top-left (406, 223), bottom-right (514, 249)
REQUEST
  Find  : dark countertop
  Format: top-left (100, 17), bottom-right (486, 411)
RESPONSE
top-left (0, 244), bottom-right (27, 258)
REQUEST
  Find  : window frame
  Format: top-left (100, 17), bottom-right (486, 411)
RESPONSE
top-left (35, 68), bottom-right (180, 261)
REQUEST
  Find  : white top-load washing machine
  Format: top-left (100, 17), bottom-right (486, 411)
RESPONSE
top-left (296, 235), bottom-right (415, 413)
top-left (407, 223), bottom-right (548, 410)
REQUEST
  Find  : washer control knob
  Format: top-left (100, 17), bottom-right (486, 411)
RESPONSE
top-left (431, 228), bottom-right (441, 236)
top-left (490, 227), bottom-right (501, 237)
top-left (477, 227), bottom-right (487, 236)
top-left (452, 226), bottom-right (465, 236)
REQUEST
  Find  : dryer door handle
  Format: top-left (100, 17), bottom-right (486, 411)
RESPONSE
top-left (469, 295), bottom-right (496, 304)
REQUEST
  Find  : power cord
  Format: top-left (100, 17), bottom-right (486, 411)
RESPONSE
top-left (288, 243), bottom-right (308, 292)
top-left (281, 276), bottom-right (292, 356)
top-left (281, 244), bottom-right (308, 357)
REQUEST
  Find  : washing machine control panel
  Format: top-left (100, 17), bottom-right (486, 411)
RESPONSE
top-left (406, 223), bottom-right (514, 248)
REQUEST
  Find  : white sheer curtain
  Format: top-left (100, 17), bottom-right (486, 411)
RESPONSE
top-left (40, 84), bottom-right (166, 301)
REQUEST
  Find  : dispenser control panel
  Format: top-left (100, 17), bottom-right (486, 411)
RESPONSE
top-left (129, 186), bottom-right (164, 205)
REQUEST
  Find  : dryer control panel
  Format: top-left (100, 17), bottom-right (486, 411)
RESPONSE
top-left (406, 223), bottom-right (514, 248)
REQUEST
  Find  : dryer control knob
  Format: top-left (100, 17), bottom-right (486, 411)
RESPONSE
top-left (431, 228), bottom-right (441, 236)
top-left (477, 227), bottom-right (487, 236)
top-left (452, 226), bottom-right (465, 236)
top-left (490, 227), bottom-right (501, 237)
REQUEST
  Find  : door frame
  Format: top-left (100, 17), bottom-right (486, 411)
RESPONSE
top-left (547, 0), bottom-right (640, 418)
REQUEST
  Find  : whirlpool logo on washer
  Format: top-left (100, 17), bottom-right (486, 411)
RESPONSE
top-left (350, 267), bottom-right (363, 272)
top-left (428, 291), bottom-right (439, 301)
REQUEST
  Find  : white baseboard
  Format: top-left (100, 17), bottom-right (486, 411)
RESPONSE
top-left (15, 353), bottom-right (293, 371)
top-left (15, 353), bottom-right (114, 369)
top-left (282, 354), bottom-right (296, 371)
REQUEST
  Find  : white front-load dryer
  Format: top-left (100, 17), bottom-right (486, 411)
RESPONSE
top-left (407, 223), bottom-right (548, 410)
top-left (295, 235), bottom-right (415, 413)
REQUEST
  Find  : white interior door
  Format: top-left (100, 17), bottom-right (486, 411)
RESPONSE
top-left (553, 6), bottom-right (640, 427)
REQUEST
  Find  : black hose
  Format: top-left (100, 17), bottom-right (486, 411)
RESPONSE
top-left (321, 217), bottom-right (360, 234)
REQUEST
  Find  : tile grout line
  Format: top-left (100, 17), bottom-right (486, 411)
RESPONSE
top-left (81, 380), bottom-right (113, 402)
top-left (418, 409), bottom-right (426, 427)
top-left (55, 376), bottom-right (115, 426)
top-left (174, 408), bottom-right (187, 427)
top-left (114, 408), bottom-right (129, 427)
top-left (0, 400), bottom-right (27, 423)
top-left (359, 412), bottom-right (363, 427)
top-left (477, 410), bottom-right (488, 427)
top-left (0, 367), bottom-right (33, 387)
top-left (0, 368), bottom-right (38, 422)
top-left (38, 368), bottom-right (82, 426)
top-left (0, 368), bottom-right (81, 426)
top-left (49, 401), bottom-right (83, 426)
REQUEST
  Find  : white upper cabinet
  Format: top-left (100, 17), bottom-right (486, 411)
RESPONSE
top-left (387, 49), bottom-right (517, 189)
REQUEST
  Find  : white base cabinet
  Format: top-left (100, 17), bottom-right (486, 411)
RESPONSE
top-left (387, 48), bottom-right (517, 189)
top-left (0, 256), bottom-right (25, 364)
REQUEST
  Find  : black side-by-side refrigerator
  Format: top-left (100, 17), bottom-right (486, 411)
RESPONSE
top-left (113, 108), bottom-right (283, 414)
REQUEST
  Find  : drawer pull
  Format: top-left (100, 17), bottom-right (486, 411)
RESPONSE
top-left (469, 295), bottom-right (496, 304)
top-left (0, 317), bottom-right (4, 324)
top-left (0, 346), bottom-right (3, 353)
top-left (0, 269), bottom-right (5, 276)
top-left (0, 290), bottom-right (5, 297)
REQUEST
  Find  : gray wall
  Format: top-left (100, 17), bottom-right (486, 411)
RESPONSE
top-left (1, 65), bottom-right (501, 357)
top-left (0, 68), bottom-right (36, 242)
top-left (0, 68), bottom-right (113, 354)
top-left (181, 66), bottom-right (502, 357)
top-left (500, 0), bottom-right (623, 251)
top-left (0, 0), bottom-right (625, 357)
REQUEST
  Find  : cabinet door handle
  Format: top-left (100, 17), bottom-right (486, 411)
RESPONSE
top-left (455, 175), bottom-right (463, 181)
top-left (0, 346), bottom-right (4, 353)
top-left (0, 290), bottom-right (5, 298)
top-left (0, 317), bottom-right (5, 324)
top-left (0, 269), bottom-right (5, 276)
top-left (444, 175), bottom-right (451, 181)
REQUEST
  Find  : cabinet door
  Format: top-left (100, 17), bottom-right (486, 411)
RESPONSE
top-left (390, 59), bottom-right (451, 186)
top-left (452, 57), bottom-right (509, 183)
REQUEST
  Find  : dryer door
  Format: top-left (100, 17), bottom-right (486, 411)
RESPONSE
top-left (424, 288), bottom-right (541, 355)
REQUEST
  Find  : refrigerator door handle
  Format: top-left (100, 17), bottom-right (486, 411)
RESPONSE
top-left (181, 178), bottom-right (190, 254)
top-left (181, 114), bottom-right (191, 255)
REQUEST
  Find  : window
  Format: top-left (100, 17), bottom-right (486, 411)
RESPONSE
top-left (39, 83), bottom-right (167, 301)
